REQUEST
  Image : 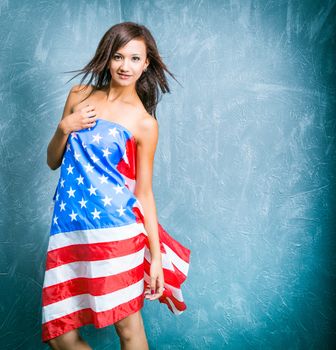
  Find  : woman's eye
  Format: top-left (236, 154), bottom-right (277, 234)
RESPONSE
top-left (113, 56), bottom-right (140, 61)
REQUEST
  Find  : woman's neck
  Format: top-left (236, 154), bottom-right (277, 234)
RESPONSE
top-left (104, 84), bottom-right (138, 104)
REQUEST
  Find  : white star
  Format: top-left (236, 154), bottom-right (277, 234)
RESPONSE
top-left (66, 143), bottom-right (71, 151)
top-left (74, 151), bottom-right (81, 161)
top-left (55, 192), bottom-right (59, 201)
top-left (60, 178), bottom-right (65, 187)
top-left (59, 201), bottom-right (66, 211)
top-left (116, 205), bottom-right (126, 216)
top-left (88, 184), bottom-right (97, 196)
top-left (62, 157), bottom-right (65, 165)
top-left (69, 210), bottom-right (78, 221)
top-left (78, 197), bottom-right (88, 208)
top-left (108, 127), bottom-right (119, 137)
top-left (85, 163), bottom-right (94, 173)
top-left (92, 133), bottom-right (103, 144)
top-left (67, 186), bottom-right (76, 198)
top-left (71, 132), bottom-right (78, 139)
top-left (102, 195), bottom-right (112, 206)
top-left (82, 141), bottom-right (87, 149)
top-left (66, 164), bottom-right (74, 174)
top-left (53, 215), bottom-right (58, 225)
top-left (91, 208), bottom-right (101, 219)
top-left (76, 175), bottom-right (84, 185)
top-left (102, 147), bottom-right (112, 158)
top-left (114, 184), bottom-right (124, 194)
top-left (92, 154), bottom-right (100, 163)
top-left (98, 174), bottom-right (109, 184)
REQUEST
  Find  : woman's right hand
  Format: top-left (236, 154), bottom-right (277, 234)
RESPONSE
top-left (59, 104), bottom-right (97, 135)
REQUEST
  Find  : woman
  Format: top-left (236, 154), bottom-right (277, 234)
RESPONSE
top-left (42, 22), bottom-right (191, 350)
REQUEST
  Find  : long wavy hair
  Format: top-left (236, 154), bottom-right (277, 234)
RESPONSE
top-left (64, 21), bottom-right (181, 118)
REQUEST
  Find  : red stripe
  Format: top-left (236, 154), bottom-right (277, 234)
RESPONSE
top-left (159, 292), bottom-right (187, 312)
top-left (42, 264), bottom-right (144, 306)
top-left (167, 261), bottom-right (189, 285)
top-left (132, 206), bottom-right (144, 223)
top-left (45, 233), bottom-right (147, 270)
top-left (159, 297), bottom-right (174, 313)
top-left (42, 293), bottom-right (144, 342)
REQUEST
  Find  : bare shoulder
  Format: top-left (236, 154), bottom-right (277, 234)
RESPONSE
top-left (69, 84), bottom-right (95, 112)
top-left (70, 84), bottom-right (94, 94)
top-left (136, 112), bottom-right (159, 146)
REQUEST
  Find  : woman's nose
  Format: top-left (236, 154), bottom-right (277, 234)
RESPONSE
top-left (120, 59), bottom-right (130, 70)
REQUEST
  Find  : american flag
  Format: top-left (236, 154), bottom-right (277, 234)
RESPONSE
top-left (41, 118), bottom-right (191, 342)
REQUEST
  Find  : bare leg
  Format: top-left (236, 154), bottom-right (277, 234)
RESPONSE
top-left (46, 329), bottom-right (92, 350)
top-left (114, 310), bottom-right (149, 350)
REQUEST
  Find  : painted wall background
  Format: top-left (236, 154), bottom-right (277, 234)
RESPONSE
top-left (0, 0), bottom-right (335, 349)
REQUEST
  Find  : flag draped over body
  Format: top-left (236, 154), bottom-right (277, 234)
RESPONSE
top-left (41, 118), bottom-right (191, 342)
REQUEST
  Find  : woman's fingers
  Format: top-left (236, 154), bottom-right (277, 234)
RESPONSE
top-left (86, 111), bottom-right (96, 118)
top-left (82, 104), bottom-right (96, 113)
top-left (150, 276), bottom-right (156, 295)
top-left (145, 278), bottom-right (164, 300)
top-left (81, 105), bottom-right (97, 127)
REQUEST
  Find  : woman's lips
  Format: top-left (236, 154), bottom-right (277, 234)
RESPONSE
top-left (118, 73), bottom-right (131, 79)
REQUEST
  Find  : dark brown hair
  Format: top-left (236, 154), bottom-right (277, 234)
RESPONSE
top-left (64, 21), bottom-right (181, 118)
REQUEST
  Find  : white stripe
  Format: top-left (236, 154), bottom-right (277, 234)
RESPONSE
top-left (163, 243), bottom-right (190, 276)
top-left (48, 222), bottom-right (147, 252)
top-left (42, 278), bottom-right (144, 324)
top-left (43, 247), bottom-right (145, 288)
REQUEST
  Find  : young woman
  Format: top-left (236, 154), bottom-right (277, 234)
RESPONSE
top-left (41, 22), bottom-right (191, 350)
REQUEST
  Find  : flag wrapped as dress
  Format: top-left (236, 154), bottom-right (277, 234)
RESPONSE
top-left (41, 118), bottom-right (191, 342)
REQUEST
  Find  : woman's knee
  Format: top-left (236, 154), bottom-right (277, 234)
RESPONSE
top-left (115, 311), bottom-right (145, 340)
top-left (46, 329), bottom-right (81, 350)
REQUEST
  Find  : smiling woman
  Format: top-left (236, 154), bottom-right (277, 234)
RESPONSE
top-left (42, 21), bottom-right (191, 350)
top-left (111, 42), bottom-right (148, 84)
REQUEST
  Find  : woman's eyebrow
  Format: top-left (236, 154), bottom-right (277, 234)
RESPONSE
top-left (115, 52), bottom-right (141, 56)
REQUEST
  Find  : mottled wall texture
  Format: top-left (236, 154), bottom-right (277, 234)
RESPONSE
top-left (0, 0), bottom-right (335, 349)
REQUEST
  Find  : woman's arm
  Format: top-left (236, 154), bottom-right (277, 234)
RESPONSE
top-left (46, 85), bottom-right (81, 170)
top-left (47, 86), bottom-right (77, 170)
top-left (134, 116), bottom-right (161, 261)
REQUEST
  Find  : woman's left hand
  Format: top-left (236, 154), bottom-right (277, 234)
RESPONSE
top-left (145, 257), bottom-right (164, 300)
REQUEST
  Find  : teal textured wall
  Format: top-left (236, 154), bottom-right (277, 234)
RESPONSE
top-left (0, 0), bottom-right (335, 349)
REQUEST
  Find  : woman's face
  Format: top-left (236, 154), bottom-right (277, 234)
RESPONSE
top-left (109, 39), bottom-right (149, 86)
